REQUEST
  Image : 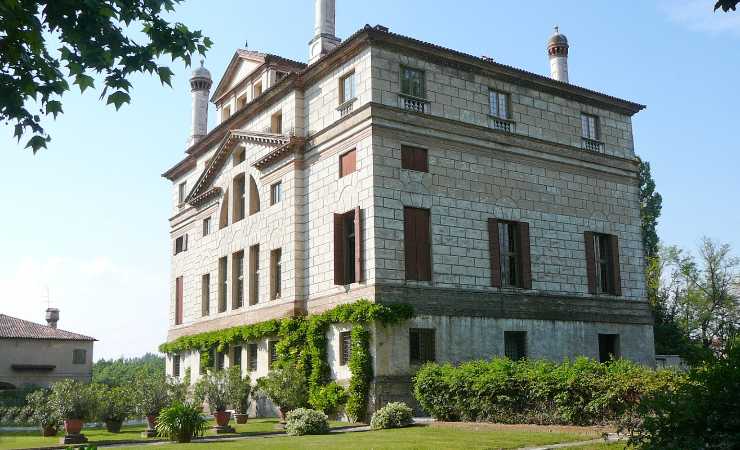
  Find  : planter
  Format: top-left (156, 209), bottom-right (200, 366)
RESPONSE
top-left (213, 410), bottom-right (231, 427)
top-left (41, 425), bottom-right (57, 437)
top-left (63, 419), bottom-right (83, 435)
top-left (277, 407), bottom-right (290, 423)
top-left (105, 419), bottom-right (123, 433)
top-left (234, 413), bottom-right (248, 424)
top-left (146, 414), bottom-right (158, 430)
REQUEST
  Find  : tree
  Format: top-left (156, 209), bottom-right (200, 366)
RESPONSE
top-left (92, 353), bottom-right (165, 386)
top-left (637, 158), bottom-right (662, 260)
top-left (0, 0), bottom-right (211, 152)
top-left (715, 0), bottom-right (740, 11)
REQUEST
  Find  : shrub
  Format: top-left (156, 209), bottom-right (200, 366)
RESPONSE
top-left (133, 372), bottom-right (175, 417)
top-left (370, 402), bottom-right (413, 430)
top-left (94, 384), bottom-right (133, 424)
top-left (225, 366), bottom-right (251, 414)
top-left (193, 369), bottom-right (230, 413)
top-left (308, 382), bottom-right (348, 416)
top-left (48, 379), bottom-right (97, 421)
top-left (284, 408), bottom-right (329, 436)
top-left (155, 402), bottom-right (208, 443)
top-left (25, 389), bottom-right (59, 429)
top-left (256, 362), bottom-right (309, 414)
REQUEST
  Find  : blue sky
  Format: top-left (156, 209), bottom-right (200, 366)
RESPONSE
top-left (1, 0), bottom-right (738, 359)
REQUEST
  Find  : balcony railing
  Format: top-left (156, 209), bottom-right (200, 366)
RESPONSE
top-left (399, 94), bottom-right (430, 113)
top-left (489, 116), bottom-right (515, 133)
top-left (337, 98), bottom-right (355, 117)
top-left (582, 137), bottom-right (604, 152)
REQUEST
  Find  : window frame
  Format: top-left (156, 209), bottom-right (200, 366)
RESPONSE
top-left (247, 343), bottom-right (258, 372)
top-left (178, 182), bottom-right (187, 204)
top-left (409, 328), bottom-right (435, 365)
top-left (175, 276), bottom-right (184, 325)
top-left (202, 217), bottom-right (211, 237)
top-left (268, 340), bottom-right (278, 369)
top-left (270, 248), bottom-right (282, 300)
top-left (218, 256), bottom-right (228, 313)
top-left (270, 181), bottom-right (282, 206)
top-left (249, 244), bottom-right (260, 305)
top-left (232, 250), bottom-right (244, 309)
top-left (339, 149), bottom-right (357, 178)
top-left (172, 354), bottom-right (181, 377)
top-left (201, 273), bottom-right (210, 316)
top-left (504, 331), bottom-right (527, 361)
top-left (598, 333), bottom-right (620, 363)
top-left (339, 330), bottom-right (352, 366)
top-left (403, 207), bottom-right (432, 282)
top-left (498, 221), bottom-right (520, 288)
top-left (489, 89), bottom-right (511, 119)
top-left (271, 111), bottom-right (283, 134)
top-left (339, 70), bottom-right (356, 105)
top-left (581, 113), bottom-right (600, 140)
top-left (72, 349), bottom-right (86, 365)
top-left (232, 345), bottom-right (242, 368)
top-left (401, 145), bottom-right (428, 173)
top-left (400, 66), bottom-right (426, 99)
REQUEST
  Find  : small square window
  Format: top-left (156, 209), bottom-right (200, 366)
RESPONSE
top-left (339, 331), bottom-right (352, 366)
top-left (504, 331), bottom-right (527, 361)
top-left (270, 182), bottom-right (282, 205)
top-left (409, 328), bottom-right (435, 365)
top-left (401, 145), bottom-right (428, 172)
top-left (401, 66), bottom-right (425, 98)
top-left (202, 217), bottom-right (211, 237)
top-left (247, 343), bottom-right (258, 372)
top-left (339, 149), bottom-right (356, 178)
top-left (178, 182), bottom-right (187, 204)
top-left (73, 349), bottom-right (86, 365)
top-left (339, 71), bottom-right (356, 104)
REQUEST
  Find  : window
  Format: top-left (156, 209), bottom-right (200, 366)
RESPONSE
top-left (174, 234), bottom-right (188, 255)
top-left (178, 182), bottom-right (187, 204)
top-left (271, 111), bottom-right (283, 134)
top-left (598, 334), bottom-right (620, 362)
top-left (219, 189), bottom-right (229, 229)
top-left (489, 90), bottom-right (510, 119)
top-left (581, 113), bottom-right (599, 140)
top-left (409, 328), bottom-right (435, 364)
top-left (233, 147), bottom-right (246, 165)
top-left (584, 232), bottom-right (621, 296)
top-left (504, 331), bottom-right (527, 361)
top-left (232, 251), bottom-right (244, 309)
top-left (247, 343), bottom-right (258, 371)
top-left (339, 331), bottom-right (352, 366)
top-left (253, 81), bottom-right (263, 98)
top-left (172, 354), bottom-right (181, 377)
top-left (249, 245), bottom-right (260, 305)
top-left (236, 94), bottom-right (247, 110)
top-left (270, 249), bottom-right (282, 300)
top-left (233, 174), bottom-right (245, 223)
top-left (221, 105), bottom-right (231, 122)
top-left (249, 176), bottom-right (261, 215)
top-left (488, 219), bottom-right (532, 289)
top-left (403, 207), bottom-right (432, 281)
top-left (232, 345), bottom-right (242, 368)
top-left (401, 66), bottom-right (425, 98)
top-left (202, 217), bottom-right (211, 237)
top-left (268, 340), bottom-right (278, 369)
top-left (201, 274), bottom-right (210, 316)
top-left (175, 276), bottom-right (184, 325)
top-left (218, 257), bottom-right (228, 312)
top-left (401, 145), bottom-right (428, 172)
top-left (270, 181), bottom-right (282, 205)
top-left (339, 71), bottom-right (356, 104)
top-left (333, 207), bottom-right (362, 285)
top-left (339, 149), bottom-right (356, 177)
top-left (73, 349), bottom-right (86, 365)
top-left (216, 351), bottom-right (225, 370)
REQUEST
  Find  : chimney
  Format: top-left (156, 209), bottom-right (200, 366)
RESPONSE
top-left (309, 0), bottom-right (341, 64)
top-left (188, 60), bottom-right (213, 148)
top-left (45, 308), bottom-right (59, 329)
top-left (547, 26), bottom-right (569, 83)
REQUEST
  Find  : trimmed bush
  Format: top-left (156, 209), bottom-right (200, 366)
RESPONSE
top-left (413, 357), bottom-right (684, 426)
top-left (370, 402), bottom-right (413, 430)
top-left (308, 381), bottom-right (347, 416)
top-left (284, 408), bottom-right (330, 436)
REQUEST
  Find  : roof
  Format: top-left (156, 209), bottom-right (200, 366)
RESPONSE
top-left (0, 314), bottom-right (96, 341)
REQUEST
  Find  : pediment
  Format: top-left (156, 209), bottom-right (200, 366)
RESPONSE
top-left (211, 50), bottom-right (266, 102)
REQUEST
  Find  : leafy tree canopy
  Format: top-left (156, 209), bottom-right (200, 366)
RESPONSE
top-left (0, 0), bottom-right (212, 152)
top-left (92, 353), bottom-right (165, 386)
top-left (638, 157), bottom-right (662, 260)
top-left (716, 0), bottom-right (740, 11)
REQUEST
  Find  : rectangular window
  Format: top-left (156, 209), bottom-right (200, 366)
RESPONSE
top-left (584, 232), bottom-right (621, 296)
top-left (175, 276), bottom-right (184, 325)
top-left (401, 66), bottom-right (425, 98)
top-left (178, 182), bottom-right (187, 204)
top-left (270, 181), bottom-right (282, 205)
top-left (232, 251), bottom-right (244, 309)
top-left (270, 249), bottom-right (282, 300)
top-left (172, 354), bottom-right (181, 377)
top-left (271, 111), bottom-right (283, 134)
top-left (401, 145), bottom-right (428, 172)
top-left (232, 345), bottom-right (242, 368)
top-left (236, 94), bottom-right (247, 110)
top-left (233, 147), bottom-right (246, 165)
top-left (201, 273), bottom-right (210, 316)
top-left (409, 328), bottom-right (435, 364)
top-left (339, 71), bottom-right (356, 104)
top-left (249, 244), bottom-right (260, 305)
top-left (339, 331), bottom-right (352, 366)
top-left (233, 174), bottom-right (246, 222)
top-left (489, 219), bottom-right (532, 289)
top-left (498, 222), bottom-right (520, 287)
top-left (333, 207), bottom-right (362, 285)
top-left (268, 340), bottom-right (278, 369)
top-left (174, 235), bottom-right (188, 255)
top-left (504, 331), bottom-right (527, 361)
top-left (253, 81), bottom-right (263, 98)
top-left (218, 257), bottom-right (228, 312)
top-left (221, 105), bottom-right (231, 122)
top-left (216, 351), bottom-right (225, 370)
top-left (202, 217), bottom-right (211, 237)
top-left (581, 113), bottom-right (599, 140)
top-left (489, 90), bottom-right (510, 119)
top-left (72, 349), bottom-right (86, 365)
top-left (339, 149), bottom-right (356, 177)
top-left (247, 343), bottom-right (258, 372)
top-left (598, 334), bottom-right (620, 362)
top-left (403, 207), bottom-right (432, 281)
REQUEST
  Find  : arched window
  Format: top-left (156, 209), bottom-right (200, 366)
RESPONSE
top-left (233, 173), bottom-right (245, 223)
top-left (249, 176), bottom-right (260, 215)
top-left (219, 188), bottom-right (229, 229)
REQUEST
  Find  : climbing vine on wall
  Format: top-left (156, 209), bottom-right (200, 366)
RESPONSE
top-left (160, 300), bottom-right (413, 420)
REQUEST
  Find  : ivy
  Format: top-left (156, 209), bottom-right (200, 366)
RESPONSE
top-left (160, 299), bottom-right (413, 421)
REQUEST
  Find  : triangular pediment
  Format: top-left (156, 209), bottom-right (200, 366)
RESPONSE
top-left (211, 50), bottom-right (266, 103)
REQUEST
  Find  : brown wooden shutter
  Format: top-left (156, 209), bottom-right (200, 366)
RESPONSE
top-left (609, 234), bottom-right (622, 296)
top-left (584, 231), bottom-right (597, 294)
top-left (417, 209), bottom-right (432, 281)
top-left (333, 213), bottom-right (345, 285)
top-left (518, 222), bottom-right (532, 289)
top-left (488, 218), bottom-right (501, 287)
top-left (404, 208), bottom-right (418, 280)
top-left (354, 206), bottom-right (362, 282)
top-left (175, 276), bottom-right (183, 325)
top-left (415, 147), bottom-right (428, 172)
top-left (401, 146), bottom-right (414, 170)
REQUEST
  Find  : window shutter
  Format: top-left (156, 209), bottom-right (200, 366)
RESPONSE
top-left (610, 235), bottom-right (622, 296)
top-left (333, 213), bottom-right (345, 285)
top-left (354, 206), bottom-right (362, 282)
top-left (584, 232), bottom-right (597, 294)
top-left (518, 222), bottom-right (532, 289)
top-left (415, 148), bottom-right (428, 172)
top-left (401, 146), bottom-right (414, 170)
top-left (488, 218), bottom-right (501, 287)
top-left (184, 234), bottom-right (188, 251)
top-left (404, 208), bottom-right (418, 280)
top-left (417, 210), bottom-right (432, 281)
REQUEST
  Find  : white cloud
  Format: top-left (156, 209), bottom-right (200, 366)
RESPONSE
top-left (0, 256), bottom-right (168, 360)
top-left (660, 0), bottom-right (740, 35)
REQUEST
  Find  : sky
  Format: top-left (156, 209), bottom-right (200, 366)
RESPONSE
top-left (1, 0), bottom-right (739, 360)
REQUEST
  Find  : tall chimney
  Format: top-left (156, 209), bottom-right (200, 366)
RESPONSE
top-left (309, 0), bottom-right (341, 64)
top-left (547, 26), bottom-right (569, 83)
top-left (45, 308), bottom-right (59, 329)
top-left (188, 60), bottom-right (213, 148)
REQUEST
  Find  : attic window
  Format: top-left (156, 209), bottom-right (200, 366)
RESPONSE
top-left (253, 81), bottom-right (263, 98)
top-left (237, 94), bottom-right (247, 110)
top-left (221, 105), bottom-right (231, 122)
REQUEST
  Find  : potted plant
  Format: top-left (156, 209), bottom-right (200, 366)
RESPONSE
top-left (255, 362), bottom-right (308, 421)
top-left (95, 384), bottom-right (133, 433)
top-left (48, 379), bottom-right (95, 443)
top-left (155, 402), bottom-right (207, 443)
top-left (25, 389), bottom-right (60, 436)
top-left (194, 369), bottom-right (233, 432)
top-left (133, 372), bottom-right (172, 437)
top-left (226, 367), bottom-right (251, 424)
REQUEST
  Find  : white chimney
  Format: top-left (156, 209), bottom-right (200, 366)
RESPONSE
top-left (45, 308), bottom-right (59, 329)
top-left (188, 60), bottom-right (213, 148)
top-left (309, 0), bottom-right (341, 64)
top-left (547, 26), bottom-right (569, 83)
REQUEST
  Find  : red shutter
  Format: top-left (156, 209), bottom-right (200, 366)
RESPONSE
top-left (610, 234), bottom-right (622, 296)
top-left (404, 208), bottom-right (418, 280)
top-left (518, 221), bottom-right (532, 289)
top-left (417, 209), bottom-right (431, 281)
top-left (584, 232), bottom-right (597, 294)
top-left (340, 149), bottom-right (356, 177)
top-left (354, 206), bottom-right (362, 282)
top-left (488, 218), bottom-right (501, 287)
top-left (334, 213), bottom-right (345, 285)
top-left (175, 276), bottom-right (183, 325)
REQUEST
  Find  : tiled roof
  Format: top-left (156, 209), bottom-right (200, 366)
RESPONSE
top-left (0, 314), bottom-right (96, 341)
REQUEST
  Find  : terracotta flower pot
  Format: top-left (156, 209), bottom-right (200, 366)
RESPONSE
top-left (213, 410), bottom-right (231, 427)
top-left (63, 419), bottom-right (83, 434)
top-left (234, 413), bottom-right (248, 424)
top-left (277, 407), bottom-right (290, 423)
top-left (105, 419), bottom-right (123, 433)
top-left (41, 425), bottom-right (57, 437)
top-left (146, 415), bottom-right (158, 430)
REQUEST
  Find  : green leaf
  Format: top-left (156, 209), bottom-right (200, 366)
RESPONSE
top-left (74, 74), bottom-right (95, 93)
top-left (106, 91), bottom-right (131, 110)
top-left (45, 100), bottom-right (63, 118)
top-left (25, 135), bottom-right (49, 153)
top-left (157, 66), bottom-right (174, 87)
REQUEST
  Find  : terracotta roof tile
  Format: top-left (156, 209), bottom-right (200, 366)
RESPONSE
top-left (0, 314), bottom-right (96, 341)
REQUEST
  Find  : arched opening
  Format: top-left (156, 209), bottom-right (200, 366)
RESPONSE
top-left (232, 173), bottom-right (245, 223)
top-left (249, 176), bottom-right (260, 215)
top-left (219, 188), bottom-right (229, 229)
